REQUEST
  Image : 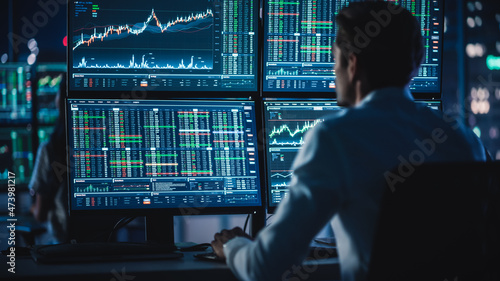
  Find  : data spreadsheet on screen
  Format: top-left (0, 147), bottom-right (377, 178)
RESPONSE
top-left (67, 99), bottom-right (261, 210)
top-left (68, 0), bottom-right (259, 92)
top-left (263, 0), bottom-right (443, 94)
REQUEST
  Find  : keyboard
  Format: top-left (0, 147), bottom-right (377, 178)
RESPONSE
top-left (31, 242), bottom-right (183, 263)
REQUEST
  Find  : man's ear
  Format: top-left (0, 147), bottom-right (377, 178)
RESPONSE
top-left (347, 52), bottom-right (359, 83)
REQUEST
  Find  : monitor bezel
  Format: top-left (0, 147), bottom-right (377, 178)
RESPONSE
top-left (260, 0), bottom-right (445, 100)
top-left (65, 97), bottom-right (267, 216)
top-left (66, 0), bottom-right (262, 98)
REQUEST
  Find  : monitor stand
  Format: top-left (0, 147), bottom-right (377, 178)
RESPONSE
top-left (31, 213), bottom-right (180, 263)
top-left (145, 213), bottom-right (174, 245)
top-left (250, 209), bottom-right (266, 237)
top-left (146, 209), bottom-right (266, 245)
top-left (146, 209), bottom-right (266, 242)
top-left (32, 210), bottom-right (265, 263)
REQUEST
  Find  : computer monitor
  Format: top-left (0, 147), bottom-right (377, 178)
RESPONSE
top-left (0, 63), bottom-right (33, 124)
top-left (262, 0), bottom-right (444, 97)
top-left (264, 99), bottom-right (443, 211)
top-left (263, 100), bottom-right (344, 211)
top-left (0, 127), bottom-right (34, 187)
top-left (36, 63), bottom-right (66, 125)
top-left (66, 99), bottom-right (263, 215)
top-left (67, 0), bottom-right (259, 95)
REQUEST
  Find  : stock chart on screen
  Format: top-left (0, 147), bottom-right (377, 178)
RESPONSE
top-left (264, 100), bottom-right (344, 207)
top-left (263, 0), bottom-right (443, 94)
top-left (264, 99), bottom-right (441, 208)
top-left (68, 0), bottom-right (258, 92)
top-left (67, 99), bottom-right (261, 210)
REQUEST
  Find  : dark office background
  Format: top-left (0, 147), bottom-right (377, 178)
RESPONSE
top-left (1, 0), bottom-right (499, 245)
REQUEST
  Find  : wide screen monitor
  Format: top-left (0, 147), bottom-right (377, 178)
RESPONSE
top-left (263, 100), bottom-right (344, 209)
top-left (67, 99), bottom-right (262, 214)
top-left (68, 0), bottom-right (259, 94)
top-left (263, 0), bottom-right (444, 97)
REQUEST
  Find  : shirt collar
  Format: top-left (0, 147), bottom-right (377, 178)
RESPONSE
top-left (356, 87), bottom-right (414, 108)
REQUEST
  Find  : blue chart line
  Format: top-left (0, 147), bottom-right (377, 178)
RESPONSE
top-left (72, 8), bottom-right (214, 70)
top-left (76, 55), bottom-right (211, 69)
top-left (271, 182), bottom-right (290, 188)
top-left (73, 9), bottom-right (214, 50)
top-left (270, 137), bottom-right (304, 146)
top-left (271, 172), bottom-right (293, 189)
top-left (271, 172), bottom-right (293, 179)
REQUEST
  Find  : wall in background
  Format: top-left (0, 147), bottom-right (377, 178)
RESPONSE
top-left (462, 1), bottom-right (500, 160)
top-left (442, 1), bottom-right (500, 159)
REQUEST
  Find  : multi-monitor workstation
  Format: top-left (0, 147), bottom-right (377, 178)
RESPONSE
top-left (15, 0), bottom-right (445, 241)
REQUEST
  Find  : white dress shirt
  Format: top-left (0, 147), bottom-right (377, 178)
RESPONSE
top-left (224, 87), bottom-right (488, 281)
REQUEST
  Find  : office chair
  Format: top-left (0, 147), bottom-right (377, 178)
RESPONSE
top-left (368, 161), bottom-right (500, 281)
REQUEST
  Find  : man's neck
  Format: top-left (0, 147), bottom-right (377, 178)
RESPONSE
top-left (353, 80), bottom-right (372, 105)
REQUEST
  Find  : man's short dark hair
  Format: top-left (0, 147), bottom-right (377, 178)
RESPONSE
top-left (335, 2), bottom-right (424, 89)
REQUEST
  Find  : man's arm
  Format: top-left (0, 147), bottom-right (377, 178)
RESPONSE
top-left (213, 123), bottom-right (344, 280)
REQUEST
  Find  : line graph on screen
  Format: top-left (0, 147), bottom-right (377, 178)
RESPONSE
top-left (72, 7), bottom-right (214, 70)
top-left (268, 119), bottom-right (322, 146)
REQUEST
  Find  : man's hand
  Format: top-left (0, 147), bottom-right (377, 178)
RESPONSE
top-left (211, 227), bottom-right (252, 259)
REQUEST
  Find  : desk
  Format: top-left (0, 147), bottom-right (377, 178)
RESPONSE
top-left (1, 251), bottom-right (340, 281)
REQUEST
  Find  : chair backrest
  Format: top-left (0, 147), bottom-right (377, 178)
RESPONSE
top-left (368, 161), bottom-right (500, 281)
